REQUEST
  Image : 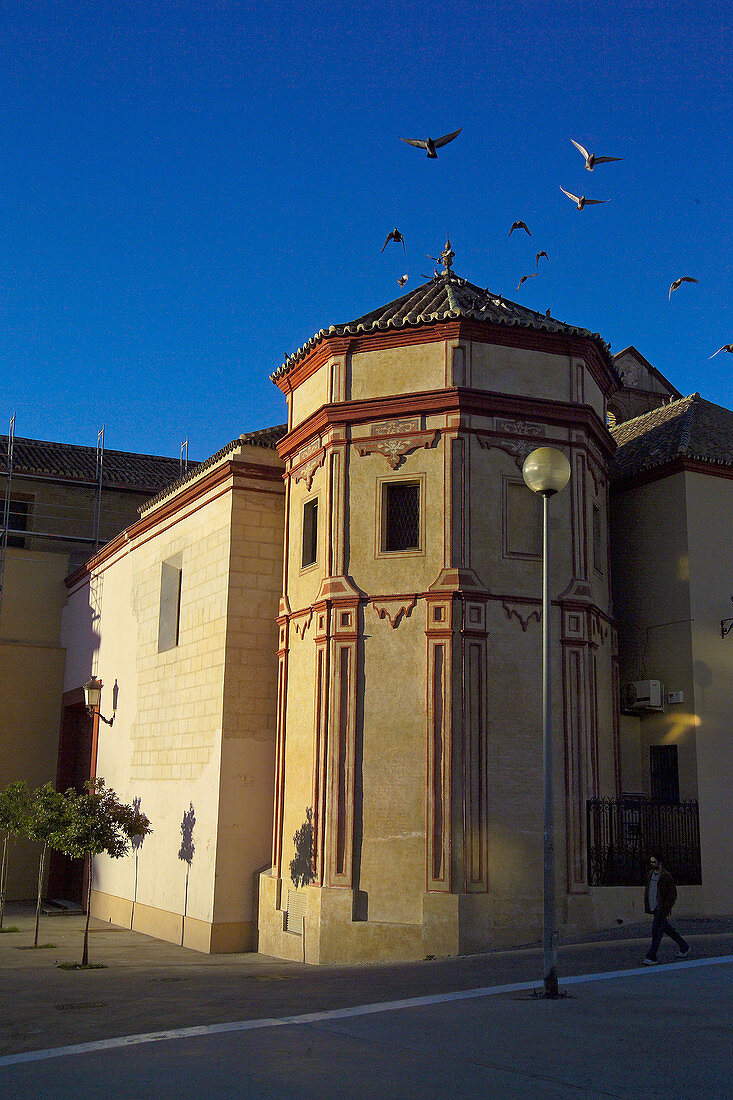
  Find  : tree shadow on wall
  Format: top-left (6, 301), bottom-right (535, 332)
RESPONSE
top-left (178, 803), bottom-right (196, 947)
top-left (130, 795), bottom-right (147, 929)
top-left (290, 808), bottom-right (314, 889)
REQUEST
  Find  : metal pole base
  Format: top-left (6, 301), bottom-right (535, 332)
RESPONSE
top-left (543, 967), bottom-right (560, 998)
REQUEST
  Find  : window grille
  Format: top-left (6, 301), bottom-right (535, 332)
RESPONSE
top-left (382, 482), bottom-right (420, 552)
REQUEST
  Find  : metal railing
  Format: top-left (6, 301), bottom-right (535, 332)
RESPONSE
top-left (587, 797), bottom-right (701, 886)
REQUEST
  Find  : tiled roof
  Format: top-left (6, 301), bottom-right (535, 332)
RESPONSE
top-left (139, 424), bottom-right (287, 515)
top-left (610, 394), bottom-right (733, 481)
top-left (272, 270), bottom-right (617, 382)
top-left (0, 435), bottom-right (193, 492)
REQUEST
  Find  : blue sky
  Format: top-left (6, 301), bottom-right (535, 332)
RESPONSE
top-left (1, 1), bottom-right (731, 460)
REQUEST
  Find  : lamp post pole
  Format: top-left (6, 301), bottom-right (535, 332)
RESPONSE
top-left (541, 489), bottom-right (558, 997)
top-left (522, 447), bottom-right (571, 999)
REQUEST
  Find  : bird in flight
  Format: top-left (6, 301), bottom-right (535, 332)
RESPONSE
top-left (382, 227), bottom-right (405, 252)
top-left (517, 273), bottom-right (538, 289)
top-left (536, 251), bottom-right (549, 266)
top-left (709, 344), bottom-right (733, 358)
top-left (398, 274), bottom-right (408, 287)
top-left (571, 140), bottom-right (624, 171)
top-left (509, 221), bottom-right (531, 236)
top-left (560, 187), bottom-right (609, 210)
top-left (669, 276), bottom-right (698, 300)
top-left (400, 129), bottom-right (462, 158)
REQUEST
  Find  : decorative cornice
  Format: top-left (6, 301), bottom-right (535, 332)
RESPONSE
top-left (502, 598), bottom-right (541, 631)
top-left (277, 388), bottom-right (616, 464)
top-left (355, 429), bottom-right (438, 469)
top-left (291, 443), bottom-right (325, 490)
top-left (371, 595), bottom-right (418, 628)
top-left (292, 609), bottom-right (313, 638)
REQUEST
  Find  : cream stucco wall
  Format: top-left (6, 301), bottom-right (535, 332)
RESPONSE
top-left (60, 445), bottom-right (284, 951)
top-left (610, 466), bottom-right (733, 916)
top-left (684, 470), bottom-right (733, 913)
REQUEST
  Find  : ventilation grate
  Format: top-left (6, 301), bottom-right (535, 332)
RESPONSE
top-left (285, 889), bottom-right (307, 935)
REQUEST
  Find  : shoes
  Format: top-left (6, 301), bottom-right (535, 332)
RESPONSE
top-left (677, 948), bottom-right (691, 959)
top-left (642, 957), bottom-right (658, 965)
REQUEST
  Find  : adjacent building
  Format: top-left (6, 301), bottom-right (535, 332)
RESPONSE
top-left (0, 436), bottom-right (189, 898)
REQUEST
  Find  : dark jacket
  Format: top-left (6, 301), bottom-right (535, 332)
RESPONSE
top-left (644, 868), bottom-right (677, 916)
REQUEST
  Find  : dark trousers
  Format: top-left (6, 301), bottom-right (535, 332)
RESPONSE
top-left (647, 909), bottom-right (689, 960)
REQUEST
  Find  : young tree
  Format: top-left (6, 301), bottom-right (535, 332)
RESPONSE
top-left (25, 783), bottom-right (69, 947)
top-left (0, 781), bottom-right (31, 929)
top-left (55, 779), bottom-right (151, 966)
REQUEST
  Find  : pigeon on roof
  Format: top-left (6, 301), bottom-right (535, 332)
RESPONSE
top-left (400, 128), bottom-right (462, 158)
top-left (271, 260), bottom-right (616, 385)
top-left (570, 139), bottom-right (624, 171)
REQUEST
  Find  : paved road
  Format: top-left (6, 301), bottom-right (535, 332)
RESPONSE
top-left (1, 907), bottom-right (732, 1097)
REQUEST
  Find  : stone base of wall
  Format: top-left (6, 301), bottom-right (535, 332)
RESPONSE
top-left (588, 884), bottom-right (705, 928)
top-left (90, 889), bottom-right (253, 954)
top-left (257, 873), bottom-right (556, 964)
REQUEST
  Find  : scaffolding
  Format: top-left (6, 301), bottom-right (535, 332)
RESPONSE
top-left (0, 420), bottom-right (110, 620)
top-left (0, 414), bottom-right (16, 620)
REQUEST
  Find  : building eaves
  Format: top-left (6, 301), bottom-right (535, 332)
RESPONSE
top-left (272, 271), bottom-right (617, 384)
top-left (0, 435), bottom-right (190, 492)
top-left (610, 394), bottom-right (733, 481)
top-left (138, 424), bottom-right (287, 515)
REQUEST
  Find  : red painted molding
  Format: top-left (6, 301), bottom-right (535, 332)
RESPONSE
top-left (273, 319), bottom-right (617, 397)
top-left (278, 388), bottom-right (616, 463)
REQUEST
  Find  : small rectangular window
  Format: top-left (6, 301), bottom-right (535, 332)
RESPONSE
top-left (504, 480), bottom-right (541, 558)
top-left (382, 482), bottom-right (420, 552)
top-left (650, 745), bottom-right (679, 804)
top-left (593, 504), bottom-right (603, 573)
top-left (3, 498), bottom-right (31, 548)
top-left (302, 498), bottom-right (318, 568)
top-left (158, 559), bottom-right (182, 652)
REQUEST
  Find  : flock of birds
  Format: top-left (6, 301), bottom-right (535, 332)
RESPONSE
top-left (377, 130), bottom-right (732, 361)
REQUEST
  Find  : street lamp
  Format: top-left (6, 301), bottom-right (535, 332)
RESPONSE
top-left (83, 676), bottom-right (116, 726)
top-left (522, 446), bottom-right (571, 998)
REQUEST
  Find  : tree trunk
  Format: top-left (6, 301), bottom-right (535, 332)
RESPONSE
top-left (0, 834), bottom-right (8, 929)
top-left (82, 855), bottom-right (92, 966)
top-left (34, 841), bottom-right (47, 947)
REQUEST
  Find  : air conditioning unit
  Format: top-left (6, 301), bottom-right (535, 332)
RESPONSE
top-left (622, 680), bottom-right (664, 712)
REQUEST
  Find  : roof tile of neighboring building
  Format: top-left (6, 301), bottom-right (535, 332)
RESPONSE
top-left (610, 393), bottom-right (733, 481)
top-left (138, 424), bottom-right (287, 514)
top-left (0, 435), bottom-right (192, 492)
top-left (272, 270), bottom-right (617, 382)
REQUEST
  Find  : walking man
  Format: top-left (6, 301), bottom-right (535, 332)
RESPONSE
top-left (643, 852), bottom-right (690, 964)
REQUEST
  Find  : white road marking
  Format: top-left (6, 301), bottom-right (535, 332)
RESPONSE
top-left (1, 954), bottom-right (730, 1069)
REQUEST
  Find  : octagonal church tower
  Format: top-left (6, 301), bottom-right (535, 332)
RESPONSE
top-left (258, 254), bottom-right (621, 964)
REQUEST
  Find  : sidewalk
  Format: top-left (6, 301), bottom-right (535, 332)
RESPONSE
top-left (2, 901), bottom-right (733, 1063)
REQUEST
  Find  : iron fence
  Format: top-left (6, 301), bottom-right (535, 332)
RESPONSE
top-left (586, 797), bottom-right (701, 886)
